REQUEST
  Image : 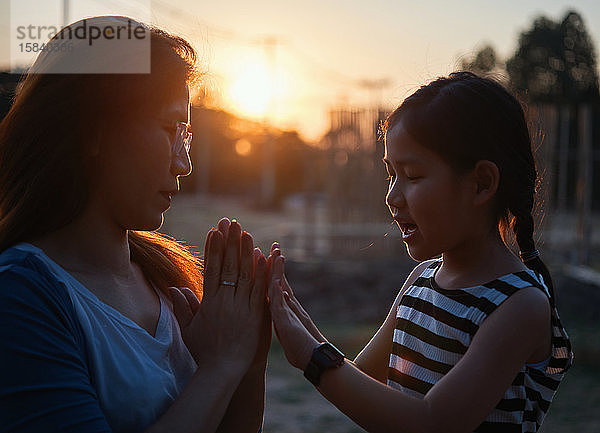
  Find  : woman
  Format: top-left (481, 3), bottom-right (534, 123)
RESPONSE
top-left (0, 16), bottom-right (269, 433)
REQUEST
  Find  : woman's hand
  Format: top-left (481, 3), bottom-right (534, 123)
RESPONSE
top-left (169, 219), bottom-right (268, 372)
top-left (268, 254), bottom-right (321, 370)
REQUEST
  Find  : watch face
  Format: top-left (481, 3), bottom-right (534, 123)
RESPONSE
top-left (322, 345), bottom-right (340, 361)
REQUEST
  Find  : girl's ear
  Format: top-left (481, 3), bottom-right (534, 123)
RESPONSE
top-left (471, 160), bottom-right (499, 206)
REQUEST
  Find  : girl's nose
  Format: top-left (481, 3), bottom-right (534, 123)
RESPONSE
top-left (385, 183), bottom-right (405, 210)
top-left (171, 151), bottom-right (192, 177)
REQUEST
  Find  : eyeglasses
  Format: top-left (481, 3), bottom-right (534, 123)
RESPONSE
top-left (172, 121), bottom-right (192, 156)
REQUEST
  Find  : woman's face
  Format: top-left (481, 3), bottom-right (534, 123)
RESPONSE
top-left (93, 84), bottom-right (192, 231)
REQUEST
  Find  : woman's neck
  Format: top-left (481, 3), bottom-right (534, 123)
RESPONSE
top-left (28, 202), bottom-right (133, 279)
top-left (436, 230), bottom-right (527, 290)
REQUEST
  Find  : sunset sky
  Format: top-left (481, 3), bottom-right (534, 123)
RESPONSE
top-left (3, 0), bottom-right (600, 141)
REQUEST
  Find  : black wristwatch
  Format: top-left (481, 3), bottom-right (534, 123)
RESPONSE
top-left (303, 342), bottom-right (345, 386)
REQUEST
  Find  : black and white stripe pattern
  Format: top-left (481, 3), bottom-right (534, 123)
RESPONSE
top-left (387, 259), bottom-right (573, 432)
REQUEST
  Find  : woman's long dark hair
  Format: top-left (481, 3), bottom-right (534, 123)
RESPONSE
top-left (385, 71), bottom-right (556, 305)
top-left (0, 17), bottom-right (203, 297)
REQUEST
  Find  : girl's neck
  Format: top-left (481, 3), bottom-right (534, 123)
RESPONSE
top-left (436, 230), bottom-right (527, 290)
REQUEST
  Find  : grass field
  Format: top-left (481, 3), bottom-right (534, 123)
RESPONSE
top-left (262, 321), bottom-right (600, 433)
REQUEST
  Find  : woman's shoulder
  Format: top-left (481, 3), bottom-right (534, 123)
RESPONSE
top-left (0, 243), bottom-right (73, 313)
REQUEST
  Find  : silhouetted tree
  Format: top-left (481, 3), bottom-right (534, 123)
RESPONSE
top-left (507, 10), bottom-right (599, 102)
top-left (461, 45), bottom-right (501, 76)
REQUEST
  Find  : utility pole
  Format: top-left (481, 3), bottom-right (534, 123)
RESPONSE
top-left (260, 36), bottom-right (279, 207)
top-left (576, 104), bottom-right (593, 265)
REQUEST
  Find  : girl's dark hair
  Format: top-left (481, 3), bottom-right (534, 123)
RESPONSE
top-left (384, 71), bottom-right (556, 304)
top-left (0, 17), bottom-right (203, 298)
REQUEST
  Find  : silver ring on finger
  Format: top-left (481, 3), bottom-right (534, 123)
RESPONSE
top-left (220, 280), bottom-right (237, 288)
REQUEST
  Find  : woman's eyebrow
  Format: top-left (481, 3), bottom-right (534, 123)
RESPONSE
top-left (382, 157), bottom-right (421, 166)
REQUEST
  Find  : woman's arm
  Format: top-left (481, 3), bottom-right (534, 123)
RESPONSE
top-left (214, 241), bottom-right (278, 433)
top-left (269, 256), bottom-right (552, 433)
top-left (0, 268), bottom-right (113, 433)
top-left (168, 220), bottom-right (270, 433)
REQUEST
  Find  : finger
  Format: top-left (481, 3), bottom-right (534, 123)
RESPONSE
top-left (270, 241), bottom-right (280, 255)
top-left (283, 290), bottom-right (308, 320)
top-left (203, 229), bottom-right (225, 297)
top-left (252, 254), bottom-right (268, 310)
top-left (237, 231), bottom-right (255, 300)
top-left (168, 287), bottom-right (193, 327)
top-left (217, 218), bottom-right (231, 243)
top-left (253, 247), bottom-right (262, 269)
top-left (202, 227), bottom-right (215, 275)
top-left (282, 274), bottom-right (295, 297)
top-left (268, 278), bottom-right (285, 312)
top-left (270, 254), bottom-right (285, 287)
top-left (267, 248), bottom-right (281, 281)
top-left (219, 220), bottom-right (241, 291)
top-left (267, 256), bottom-right (285, 304)
top-left (180, 287), bottom-right (200, 314)
top-left (283, 291), bottom-right (303, 322)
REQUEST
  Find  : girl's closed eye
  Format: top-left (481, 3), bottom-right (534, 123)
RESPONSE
top-left (162, 124), bottom-right (177, 140)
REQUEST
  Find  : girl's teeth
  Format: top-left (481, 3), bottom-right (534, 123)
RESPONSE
top-left (402, 225), bottom-right (417, 235)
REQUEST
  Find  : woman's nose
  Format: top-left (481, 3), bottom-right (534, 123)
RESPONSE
top-left (171, 150), bottom-right (192, 177)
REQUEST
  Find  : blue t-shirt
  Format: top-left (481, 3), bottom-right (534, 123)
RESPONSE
top-left (0, 243), bottom-right (197, 433)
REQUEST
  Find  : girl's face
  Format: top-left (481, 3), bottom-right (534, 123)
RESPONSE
top-left (383, 120), bottom-right (477, 261)
top-left (93, 84), bottom-right (192, 231)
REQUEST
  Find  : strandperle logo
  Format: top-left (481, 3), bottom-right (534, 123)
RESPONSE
top-left (9, 12), bottom-right (152, 74)
top-left (15, 18), bottom-right (147, 46)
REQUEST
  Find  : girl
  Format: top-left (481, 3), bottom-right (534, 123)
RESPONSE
top-left (0, 16), bottom-right (270, 433)
top-left (267, 72), bottom-right (573, 433)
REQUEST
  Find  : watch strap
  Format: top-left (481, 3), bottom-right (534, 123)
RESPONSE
top-left (303, 342), bottom-right (345, 386)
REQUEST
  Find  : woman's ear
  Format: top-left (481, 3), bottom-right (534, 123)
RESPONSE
top-left (471, 160), bottom-right (499, 206)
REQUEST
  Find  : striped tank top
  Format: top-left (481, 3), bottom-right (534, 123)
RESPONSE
top-left (387, 259), bottom-right (573, 433)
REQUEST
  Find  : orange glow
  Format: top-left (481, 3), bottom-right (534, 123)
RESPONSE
top-left (228, 58), bottom-right (272, 118)
top-left (235, 138), bottom-right (252, 156)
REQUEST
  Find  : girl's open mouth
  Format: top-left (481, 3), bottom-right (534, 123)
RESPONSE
top-left (398, 223), bottom-right (418, 239)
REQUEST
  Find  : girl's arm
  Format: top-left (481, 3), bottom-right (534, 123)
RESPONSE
top-left (269, 256), bottom-right (551, 433)
top-left (353, 259), bottom-right (436, 383)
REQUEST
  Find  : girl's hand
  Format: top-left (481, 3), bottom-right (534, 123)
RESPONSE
top-left (268, 254), bottom-right (320, 370)
top-left (169, 219), bottom-right (268, 372)
top-left (267, 242), bottom-right (327, 344)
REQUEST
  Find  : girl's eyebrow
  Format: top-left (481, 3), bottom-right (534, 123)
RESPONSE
top-left (162, 107), bottom-right (189, 123)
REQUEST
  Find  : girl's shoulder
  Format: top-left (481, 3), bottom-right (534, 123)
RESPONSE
top-left (408, 258), bottom-right (442, 282)
top-left (398, 258), bottom-right (441, 296)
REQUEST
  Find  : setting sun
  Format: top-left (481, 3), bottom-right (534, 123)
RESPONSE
top-left (228, 58), bottom-right (273, 119)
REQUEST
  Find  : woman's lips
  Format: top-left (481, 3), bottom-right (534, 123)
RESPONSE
top-left (160, 191), bottom-right (172, 205)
